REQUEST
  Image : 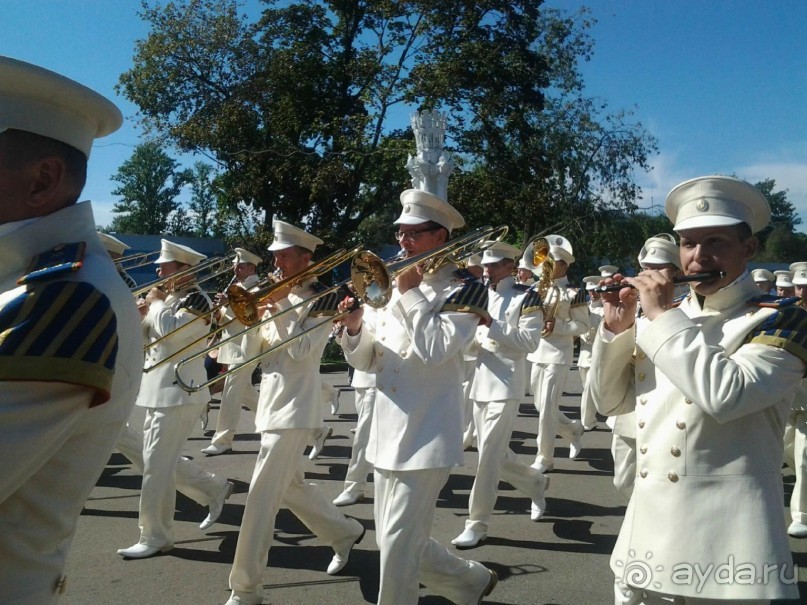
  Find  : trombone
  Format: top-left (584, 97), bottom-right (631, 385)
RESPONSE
top-left (143, 246), bottom-right (358, 372)
top-left (132, 256), bottom-right (229, 298)
top-left (173, 224), bottom-right (509, 393)
top-left (115, 250), bottom-right (160, 270)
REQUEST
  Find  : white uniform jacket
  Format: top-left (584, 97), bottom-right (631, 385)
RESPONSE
top-left (527, 276), bottom-right (590, 365)
top-left (138, 286), bottom-right (212, 408)
top-left (254, 276), bottom-right (333, 431)
top-left (589, 273), bottom-right (807, 600)
top-left (577, 299), bottom-right (602, 369)
top-left (0, 202), bottom-right (143, 422)
top-left (469, 277), bottom-right (543, 402)
top-left (217, 274), bottom-right (261, 365)
top-left (340, 264), bottom-right (480, 471)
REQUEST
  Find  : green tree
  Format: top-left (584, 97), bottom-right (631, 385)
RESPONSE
top-left (109, 141), bottom-right (190, 234)
top-left (118, 0), bottom-right (657, 250)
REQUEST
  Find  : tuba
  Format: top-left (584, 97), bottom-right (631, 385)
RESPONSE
top-left (522, 236), bottom-right (559, 336)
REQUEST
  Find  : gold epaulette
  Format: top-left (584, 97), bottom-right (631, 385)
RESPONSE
top-left (18, 242), bottom-right (86, 285)
top-left (570, 287), bottom-right (588, 307)
top-left (441, 281), bottom-right (490, 320)
top-left (520, 289), bottom-right (543, 316)
top-left (0, 280), bottom-right (118, 405)
top-left (745, 304), bottom-right (807, 370)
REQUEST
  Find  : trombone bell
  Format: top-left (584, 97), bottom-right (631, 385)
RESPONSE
top-left (351, 251), bottom-right (392, 309)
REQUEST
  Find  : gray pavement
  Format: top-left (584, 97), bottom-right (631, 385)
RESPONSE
top-left (61, 368), bottom-right (807, 604)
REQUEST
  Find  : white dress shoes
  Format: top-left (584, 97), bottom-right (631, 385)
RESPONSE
top-left (333, 490), bottom-right (364, 507)
top-left (327, 520), bottom-right (365, 575)
top-left (200, 481), bottom-right (234, 530)
top-left (330, 389), bottom-right (341, 415)
top-left (530, 475), bottom-right (549, 522)
top-left (569, 422), bottom-right (583, 459)
top-left (309, 426), bottom-right (333, 460)
top-left (201, 443), bottom-right (232, 456)
top-left (116, 543), bottom-right (172, 559)
top-left (468, 567), bottom-right (498, 605)
top-left (451, 528), bottom-right (487, 548)
top-left (788, 521), bottom-right (807, 537)
top-left (530, 460), bottom-right (554, 474)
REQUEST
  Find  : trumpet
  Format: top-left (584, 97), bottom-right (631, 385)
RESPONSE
top-left (594, 270), bottom-right (726, 293)
top-left (173, 225), bottom-right (509, 393)
top-left (132, 256), bottom-right (229, 298)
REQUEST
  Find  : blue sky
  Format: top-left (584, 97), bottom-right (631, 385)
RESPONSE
top-left (4, 0), bottom-right (807, 234)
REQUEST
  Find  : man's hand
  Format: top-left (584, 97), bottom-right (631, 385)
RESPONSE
top-left (629, 268), bottom-right (675, 321)
top-left (396, 265), bottom-right (423, 294)
top-left (337, 296), bottom-right (364, 336)
top-left (145, 287), bottom-right (166, 305)
top-left (542, 318), bottom-right (556, 335)
top-left (600, 273), bottom-right (638, 334)
top-left (136, 297), bottom-right (149, 318)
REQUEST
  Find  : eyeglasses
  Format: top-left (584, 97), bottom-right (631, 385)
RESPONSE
top-left (394, 226), bottom-right (440, 241)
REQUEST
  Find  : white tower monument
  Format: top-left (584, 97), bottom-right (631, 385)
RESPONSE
top-left (406, 110), bottom-right (455, 201)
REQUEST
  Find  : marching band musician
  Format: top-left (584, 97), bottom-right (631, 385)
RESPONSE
top-left (451, 240), bottom-right (548, 549)
top-left (783, 261), bottom-right (807, 538)
top-left (751, 267), bottom-right (775, 294)
top-left (589, 175), bottom-right (806, 603)
top-left (337, 189), bottom-right (498, 605)
top-left (516, 257), bottom-right (536, 286)
top-left (527, 235), bottom-right (589, 473)
top-left (202, 247), bottom-right (263, 456)
top-left (577, 276), bottom-right (603, 432)
top-left (97, 231), bottom-right (138, 289)
top-left (774, 269), bottom-right (795, 298)
top-left (0, 56), bottom-right (143, 603)
top-left (578, 264), bottom-right (617, 431)
top-left (224, 220), bottom-right (364, 605)
top-left (118, 239), bottom-right (233, 559)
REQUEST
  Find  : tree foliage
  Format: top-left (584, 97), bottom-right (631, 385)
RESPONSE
top-left (118, 0), bottom-right (657, 254)
top-left (108, 141), bottom-right (190, 234)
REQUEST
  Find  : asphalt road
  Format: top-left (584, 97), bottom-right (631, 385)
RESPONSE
top-left (61, 368), bottom-right (807, 605)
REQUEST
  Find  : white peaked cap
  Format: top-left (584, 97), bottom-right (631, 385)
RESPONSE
top-left (774, 270), bottom-right (794, 288)
top-left (751, 268), bottom-right (775, 283)
top-left (517, 257), bottom-right (531, 270)
top-left (0, 56), bottom-right (122, 158)
top-left (582, 276), bottom-right (600, 291)
top-left (267, 219), bottom-right (323, 253)
top-left (789, 262), bottom-right (807, 285)
top-left (155, 239), bottom-right (207, 266)
top-left (598, 264), bottom-right (619, 277)
top-left (232, 247), bottom-right (262, 266)
top-left (665, 175), bottom-right (771, 234)
top-left (544, 234), bottom-right (573, 255)
top-left (638, 234), bottom-right (681, 269)
top-left (466, 254), bottom-right (483, 268)
top-left (481, 241), bottom-right (521, 264)
top-left (394, 189), bottom-right (465, 233)
top-left (97, 232), bottom-right (130, 256)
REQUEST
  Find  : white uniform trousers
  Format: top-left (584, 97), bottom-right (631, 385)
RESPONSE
top-left (784, 410), bottom-right (807, 524)
top-left (209, 361), bottom-right (260, 447)
top-left (531, 362), bottom-right (580, 466)
top-left (138, 402), bottom-right (206, 548)
top-left (374, 467), bottom-right (492, 605)
top-left (579, 367), bottom-right (598, 428)
top-left (342, 386), bottom-right (376, 496)
top-left (117, 405), bottom-right (227, 507)
top-left (0, 384), bottom-right (128, 605)
top-left (615, 580), bottom-right (769, 604)
top-left (466, 399), bottom-right (544, 533)
top-left (229, 429), bottom-right (360, 601)
top-left (461, 360), bottom-right (477, 447)
top-left (610, 433), bottom-right (636, 502)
